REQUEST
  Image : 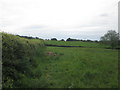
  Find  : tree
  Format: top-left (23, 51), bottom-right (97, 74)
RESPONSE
top-left (66, 38), bottom-right (80, 41)
top-left (51, 38), bottom-right (57, 41)
top-left (100, 30), bottom-right (119, 48)
top-left (61, 39), bottom-right (65, 41)
top-left (66, 38), bottom-right (72, 41)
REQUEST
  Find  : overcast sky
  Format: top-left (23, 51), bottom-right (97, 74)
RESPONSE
top-left (0, 0), bottom-right (119, 40)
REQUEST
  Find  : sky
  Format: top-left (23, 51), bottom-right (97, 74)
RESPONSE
top-left (0, 0), bottom-right (119, 40)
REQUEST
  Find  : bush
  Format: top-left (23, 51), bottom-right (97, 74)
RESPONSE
top-left (2, 33), bottom-right (45, 88)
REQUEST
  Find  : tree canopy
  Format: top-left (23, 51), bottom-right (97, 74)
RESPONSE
top-left (100, 30), bottom-right (119, 48)
top-left (51, 38), bottom-right (57, 41)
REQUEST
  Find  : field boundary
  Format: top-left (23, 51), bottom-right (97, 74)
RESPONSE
top-left (45, 44), bottom-right (83, 47)
top-left (45, 44), bottom-right (120, 49)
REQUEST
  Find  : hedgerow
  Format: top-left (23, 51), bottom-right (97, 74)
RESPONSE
top-left (2, 33), bottom-right (45, 88)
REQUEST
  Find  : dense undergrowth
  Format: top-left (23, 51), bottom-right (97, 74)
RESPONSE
top-left (2, 33), bottom-right (46, 88)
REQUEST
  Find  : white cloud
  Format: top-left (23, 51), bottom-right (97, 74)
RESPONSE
top-left (0, 0), bottom-right (119, 40)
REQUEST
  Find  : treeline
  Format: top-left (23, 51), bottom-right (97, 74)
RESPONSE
top-left (2, 33), bottom-right (45, 88)
top-left (66, 38), bottom-right (98, 42)
top-left (16, 35), bottom-right (43, 40)
top-left (16, 35), bottom-right (98, 42)
top-left (49, 38), bottom-right (99, 42)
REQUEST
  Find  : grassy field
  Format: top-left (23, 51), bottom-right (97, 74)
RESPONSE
top-left (45, 40), bottom-right (111, 48)
top-left (2, 33), bottom-right (119, 88)
top-left (20, 46), bottom-right (119, 88)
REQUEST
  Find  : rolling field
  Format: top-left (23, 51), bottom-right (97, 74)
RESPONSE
top-left (2, 33), bottom-right (119, 88)
top-left (20, 46), bottom-right (119, 88)
top-left (45, 40), bottom-right (111, 48)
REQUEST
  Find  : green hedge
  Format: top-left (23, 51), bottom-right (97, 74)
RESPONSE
top-left (2, 33), bottom-right (45, 88)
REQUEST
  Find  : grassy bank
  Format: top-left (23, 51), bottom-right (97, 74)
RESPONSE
top-left (2, 33), bottom-right (45, 88)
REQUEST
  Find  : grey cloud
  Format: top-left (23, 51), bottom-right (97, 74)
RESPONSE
top-left (100, 13), bottom-right (109, 17)
top-left (18, 28), bottom-right (106, 41)
top-left (23, 25), bottom-right (49, 30)
top-left (73, 23), bottom-right (108, 29)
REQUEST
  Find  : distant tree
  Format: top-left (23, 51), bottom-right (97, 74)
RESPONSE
top-left (86, 39), bottom-right (92, 42)
top-left (45, 39), bottom-right (50, 40)
top-left (66, 38), bottom-right (80, 41)
top-left (100, 30), bottom-right (119, 48)
top-left (66, 38), bottom-right (71, 41)
top-left (35, 37), bottom-right (39, 39)
top-left (19, 36), bottom-right (34, 39)
top-left (94, 40), bottom-right (99, 43)
top-left (80, 39), bottom-right (83, 42)
top-left (61, 39), bottom-right (65, 41)
top-left (51, 38), bottom-right (57, 41)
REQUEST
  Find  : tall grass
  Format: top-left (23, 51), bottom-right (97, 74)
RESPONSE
top-left (18, 46), bottom-right (118, 88)
top-left (35, 47), bottom-right (118, 88)
top-left (2, 32), bottom-right (46, 88)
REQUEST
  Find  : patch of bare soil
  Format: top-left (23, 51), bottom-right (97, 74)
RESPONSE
top-left (46, 52), bottom-right (57, 56)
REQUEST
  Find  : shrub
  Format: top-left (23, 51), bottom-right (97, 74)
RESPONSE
top-left (2, 33), bottom-right (45, 88)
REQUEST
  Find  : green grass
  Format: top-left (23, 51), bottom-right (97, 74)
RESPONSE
top-left (20, 46), bottom-right (119, 88)
top-left (45, 40), bottom-right (110, 48)
top-left (2, 33), bottom-right (119, 88)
